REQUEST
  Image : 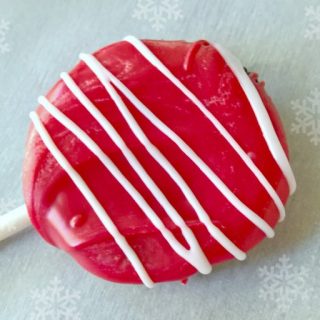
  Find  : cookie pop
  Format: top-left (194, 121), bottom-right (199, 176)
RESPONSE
top-left (2, 36), bottom-right (296, 287)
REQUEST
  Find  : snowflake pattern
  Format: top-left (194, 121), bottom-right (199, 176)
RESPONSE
top-left (0, 19), bottom-right (10, 54)
top-left (132, 0), bottom-right (183, 31)
top-left (30, 277), bottom-right (81, 320)
top-left (0, 198), bottom-right (18, 215)
top-left (305, 6), bottom-right (320, 40)
top-left (258, 255), bottom-right (311, 314)
top-left (0, 198), bottom-right (19, 233)
top-left (291, 88), bottom-right (320, 146)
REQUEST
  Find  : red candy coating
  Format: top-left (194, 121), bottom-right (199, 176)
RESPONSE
top-left (23, 39), bottom-right (290, 284)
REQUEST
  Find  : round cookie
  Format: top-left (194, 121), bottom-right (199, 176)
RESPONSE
top-left (23, 36), bottom-right (295, 287)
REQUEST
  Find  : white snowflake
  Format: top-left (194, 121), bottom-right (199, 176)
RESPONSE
top-left (30, 277), bottom-right (81, 320)
top-left (0, 197), bottom-right (18, 215)
top-left (291, 88), bottom-right (320, 146)
top-left (305, 6), bottom-right (320, 40)
top-left (132, 0), bottom-right (183, 31)
top-left (258, 255), bottom-right (310, 314)
top-left (0, 198), bottom-right (19, 233)
top-left (0, 19), bottom-right (10, 54)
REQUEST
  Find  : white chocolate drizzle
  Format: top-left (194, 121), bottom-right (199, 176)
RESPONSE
top-left (60, 72), bottom-right (245, 262)
top-left (29, 37), bottom-right (296, 287)
top-left (212, 43), bottom-right (297, 196)
top-left (76, 58), bottom-right (248, 258)
top-left (30, 111), bottom-right (154, 288)
top-left (38, 92), bottom-right (213, 276)
top-left (79, 53), bottom-right (275, 238)
top-left (124, 35), bottom-right (296, 219)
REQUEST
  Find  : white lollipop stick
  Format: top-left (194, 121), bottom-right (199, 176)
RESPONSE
top-left (0, 205), bottom-right (31, 242)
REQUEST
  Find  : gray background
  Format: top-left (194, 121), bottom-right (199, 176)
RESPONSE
top-left (0, 0), bottom-right (319, 319)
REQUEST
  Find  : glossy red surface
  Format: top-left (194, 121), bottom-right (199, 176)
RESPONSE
top-left (23, 39), bottom-right (290, 285)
